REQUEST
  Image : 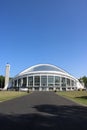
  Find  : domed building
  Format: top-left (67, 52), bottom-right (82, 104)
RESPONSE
top-left (11, 64), bottom-right (84, 91)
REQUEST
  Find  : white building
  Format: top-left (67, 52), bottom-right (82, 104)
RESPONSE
top-left (10, 64), bottom-right (84, 91)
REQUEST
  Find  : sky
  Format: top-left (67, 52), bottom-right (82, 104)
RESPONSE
top-left (0, 0), bottom-right (87, 78)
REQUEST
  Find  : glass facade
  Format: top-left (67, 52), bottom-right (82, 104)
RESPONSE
top-left (67, 78), bottom-right (70, 86)
top-left (29, 65), bottom-right (65, 73)
top-left (41, 76), bottom-right (47, 86)
top-left (28, 76), bottom-right (33, 86)
top-left (13, 75), bottom-right (76, 91)
top-left (55, 76), bottom-right (60, 86)
top-left (71, 80), bottom-right (75, 86)
top-left (61, 77), bottom-right (66, 87)
top-left (34, 76), bottom-right (40, 86)
top-left (23, 77), bottom-right (27, 87)
top-left (48, 76), bottom-right (54, 86)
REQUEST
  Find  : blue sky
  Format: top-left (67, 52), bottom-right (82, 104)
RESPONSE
top-left (0, 0), bottom-right (87, 78)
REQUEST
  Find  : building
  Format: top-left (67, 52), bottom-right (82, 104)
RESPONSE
top-left (10, 64), bottom-right (84, 91)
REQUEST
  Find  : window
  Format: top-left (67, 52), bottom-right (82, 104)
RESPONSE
top-left (28, 76), bottom-right (33, 86)
top-left (23, 77), bottom-right (27, 87)
top-left (55, 76), bottom-right (60, 86)
top-left (71, 80), bottom-right (74, 86)
top-left (48, 76), bottom-right (54, 86)
top-left (61, 77), bottom-right (66, 87)
top-left (67, 78), bottom-right (70, 86)
top-left (41, 76), bottom-right (47, 86)
top-left (34, 76), bottom-right (40, 86)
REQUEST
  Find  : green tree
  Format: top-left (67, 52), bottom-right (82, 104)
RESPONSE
top-left (79, 76), bottom-right (87, 88)
top-left (0, 75), bottom-right (5, 88)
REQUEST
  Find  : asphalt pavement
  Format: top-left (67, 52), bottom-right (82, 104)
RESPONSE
top-left (0, 91), bottom-right (87, 130)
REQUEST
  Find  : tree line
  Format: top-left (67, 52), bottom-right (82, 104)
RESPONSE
top-left (0, 75), bottom-right (5, 88)
top-left (0, 75), bottom-right (87, 88)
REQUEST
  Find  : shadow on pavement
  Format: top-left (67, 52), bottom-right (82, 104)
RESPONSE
top-left (76, 96), bottom-right (87, 99)
top-left (0, 105), bottom-right (87, 130)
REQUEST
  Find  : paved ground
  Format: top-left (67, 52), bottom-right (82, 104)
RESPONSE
top-left (0, 91), bottom-right (87, 130)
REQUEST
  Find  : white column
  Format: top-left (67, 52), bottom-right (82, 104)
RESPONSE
top-left (66, 87), bottom-right (68, 91)
top-left (39, 87), bottom-right (42, 91)
top-left (54, 76), bottom-right (55, 86)
top-left (70, 79), bottom-right (72, 88)
top-left (17, 79), bottom-right (18, 87)
top-left (53, 76), bottom-right (56, 90)
top-left (53, 87), bottom-right (56, 91)
top-left (60, 77), bottom-right (62, 87)
top-left (39, 75), bottom-right (42, 91)
top-left (12, 80), bottom-right (14, 87)
top-left (60, 87), bottom-right (62, 91)
top-left (33, 76), bottom-right (34, 87)
top-left (46, 87), bottom-right (49, 91)
top-left (40, 75), bottom-right (41, 87)
top-left (32, 87), bottom-right (35, 91)
top-left (47, 75), bottom-right (48, 87)
top-left (21, 78), bottom-right (23, 87)
top-left (71, 87), bottom-right (72, 91)
top-left (27, 76), bottom-right (28, 87)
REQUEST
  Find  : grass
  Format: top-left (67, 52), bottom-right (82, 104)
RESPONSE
top-left (0, 91), bottom-right (28, 102)
top-left (57, 91), bottom-right (87, 106)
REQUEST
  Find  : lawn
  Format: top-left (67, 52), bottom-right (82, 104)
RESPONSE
top-left (57, 91), bottom-right (87, 106)
top-left (0, 91), bottom-right (28, 102)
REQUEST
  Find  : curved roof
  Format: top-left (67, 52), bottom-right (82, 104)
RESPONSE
top-left (28, 64), bottom-right (65, 72)
top-left (17, 64), bottom-right (70, 76)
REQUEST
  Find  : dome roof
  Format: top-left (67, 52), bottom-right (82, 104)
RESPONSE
top-left (28, 64), bottom-right (65, 72)
top-left (17, 64), bottom-right (70, 77)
